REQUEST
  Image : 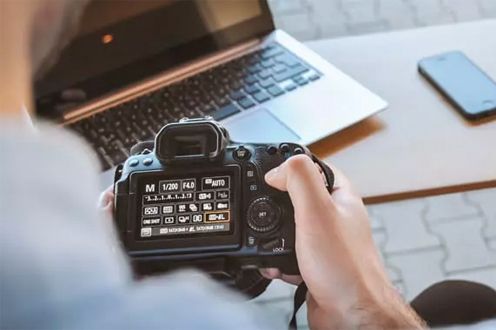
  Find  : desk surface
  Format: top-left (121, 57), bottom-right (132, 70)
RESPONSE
top-left (306, 20), bottom-right (496, 203)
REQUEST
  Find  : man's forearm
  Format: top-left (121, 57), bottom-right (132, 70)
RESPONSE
top-left (308, 285), bottom-right (426, 330)
top-left (351, 286), bottom-right (426, 330)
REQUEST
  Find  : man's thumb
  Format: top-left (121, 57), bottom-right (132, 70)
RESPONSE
top-left (264, 155), bottom-right (334, 216)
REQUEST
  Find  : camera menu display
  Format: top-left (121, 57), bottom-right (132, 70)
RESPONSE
top-left (139, 175), bottom-right (232, 238)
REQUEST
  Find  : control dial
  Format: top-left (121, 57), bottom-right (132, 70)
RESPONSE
top-left (247, 197), bottom-right (281, 232)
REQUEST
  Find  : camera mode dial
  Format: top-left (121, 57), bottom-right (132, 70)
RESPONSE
top-left (247, 197), bottom-right (281, 232)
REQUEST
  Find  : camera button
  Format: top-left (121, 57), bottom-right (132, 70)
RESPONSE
top-left (246, 164), bottom-right (258, 179)
top-left (293, 147), bottom-right (304, 155)
top-left (247, 236), bottom-right (256, 247)
top-left (129, 159), bottom-right (139, 167)
top-left (261, 238), bottom-right (281, 251)
top-left (143, 158), bottom-right (153, 166)
top-left (279, 143), bottom-right (290, 153)
top-left (247, 197), bottom-right (280, 232)
top-left (249, 184), bottom-right (258, 192)
top-left (266, 145), bottom-right (277, 155)
top-left (234, 146), bottom-right (251, 160)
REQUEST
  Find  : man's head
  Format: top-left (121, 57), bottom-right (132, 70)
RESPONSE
top-left (0, 0), bottom-right (88, 116)
top-left (31, 0), bottom-right (89, 78)
top-left (1, 0), bottom-right (88, 78)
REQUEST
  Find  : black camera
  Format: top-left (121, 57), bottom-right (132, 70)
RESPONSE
top-left (114, 118), bottom-right (334, 293)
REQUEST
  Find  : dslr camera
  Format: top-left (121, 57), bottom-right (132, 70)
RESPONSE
top-left (114, 118), bottom-right (334, 293)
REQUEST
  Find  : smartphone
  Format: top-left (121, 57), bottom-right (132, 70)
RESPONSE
top-left (418, 51), bottom-right (496, 120)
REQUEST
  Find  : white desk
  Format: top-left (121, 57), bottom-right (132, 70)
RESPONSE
top-left (306, 20), bottom-right (496, 203)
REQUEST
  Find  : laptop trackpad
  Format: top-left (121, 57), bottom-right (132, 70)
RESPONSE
top-left (224, 109), bottom-right (300, 143)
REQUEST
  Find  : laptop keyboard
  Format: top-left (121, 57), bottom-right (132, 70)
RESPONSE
top-left (69, 43), bottom-right (322, 170)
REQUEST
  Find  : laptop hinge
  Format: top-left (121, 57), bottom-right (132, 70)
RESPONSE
top-left (63, 37), bottom-right (264, 124)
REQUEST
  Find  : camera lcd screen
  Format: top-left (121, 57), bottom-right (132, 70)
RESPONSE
top-left (136, 172), bottom-right (233, 239)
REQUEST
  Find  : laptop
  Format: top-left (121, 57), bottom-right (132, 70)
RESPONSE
top-left (35, 0), bottom-right (387, 184)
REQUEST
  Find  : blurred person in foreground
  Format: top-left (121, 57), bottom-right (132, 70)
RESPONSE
top-left (1, 1), bottom-right (494, 329)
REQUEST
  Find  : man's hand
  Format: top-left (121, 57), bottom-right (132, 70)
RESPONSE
top-left (98, 185), bottom-right (114, 219)
top-left (262, 155), bottom-right (425, 329)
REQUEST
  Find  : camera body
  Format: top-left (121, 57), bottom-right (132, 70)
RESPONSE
top-left (114, 118), bottom-right (333, 277)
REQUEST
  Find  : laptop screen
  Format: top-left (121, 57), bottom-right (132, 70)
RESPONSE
top-left (35, 0), bottom-right (273, 119)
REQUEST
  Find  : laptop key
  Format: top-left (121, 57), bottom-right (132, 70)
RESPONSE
top-left (294, 76), bottom-right (309, 86)
top-left (238, 97), bottom-right (256, 109)
top-left (244, 84), bottom-right (261, 95)
top-left (308, 73), bottom-right (321, 81)
top-left (229, 90), bottom-right (246, 100)
top-left (247, 64), bottom-right (263, 74)
top-left (284, 82), bottom-right (298, 91)
top-left (88, 129), bottom-right (99, 140)
top-left (272, 64), bottom-right (287, 74)
top-left (261, 58), bottom-right (275, 68)
top-left (252, 91), bottom-right (271, 103)
top-left (214, 96), bottom-right (230, 107)
top-left (267, 85), bottom-right (285, 97)
top-left (274, 53), bottom-right (301, 67)
top-left (259, 78), bottom-right (275, 88)
top-left (97, 146), bottom-right (114, 168)
top-left (229, 79), bottom-right (243, 90)
top-left (247, 53), bottom-right (261, 65)
top-left (245, 75), bottom-right (258, 85)
top-left (201, 103), bottom-right (216, 114)
top-left (186, 109), bottom-right (199, 118)
top-left (273, 64), bottom-right (309, 82)
top-left (258, 70), bottom-right (271, 80)
top-left (260, 46), bottom-right (284, 59)
top-left (212, 104), bottom-right (241, 120)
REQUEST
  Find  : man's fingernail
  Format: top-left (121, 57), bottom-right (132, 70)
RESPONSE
top-left (265, 167), bottom-right (279, 181)
top-left (259, 268), bottom-right (278, 279)
top-left (98, 194), bottom-right (112, 209)
top-left (104, 198), bottom-right (112, 208)
top-left (259, 269), bottom-right (270, 277)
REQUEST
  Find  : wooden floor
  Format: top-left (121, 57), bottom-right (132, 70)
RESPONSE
top-left (269, 0), bottom-right (496, 41)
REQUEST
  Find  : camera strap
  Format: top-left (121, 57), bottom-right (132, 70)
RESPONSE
top-left (289, 282), bottom-right (308, 330)
top-left (311, 156), bottom-right (335, 194)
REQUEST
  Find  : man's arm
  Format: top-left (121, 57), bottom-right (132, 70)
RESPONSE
top-left (0, 123), bottom-right (281, 329)
top-left (263, 155), bottom-right (426, 329)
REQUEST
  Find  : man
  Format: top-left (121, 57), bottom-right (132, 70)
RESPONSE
top-left (0, 0), bottom-right (430, 328)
